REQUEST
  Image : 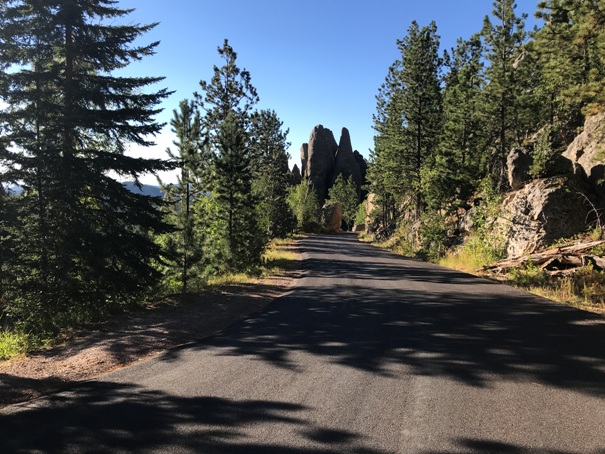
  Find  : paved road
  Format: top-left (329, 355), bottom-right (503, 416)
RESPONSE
top-left (2, 234), bottom-right (605, 453)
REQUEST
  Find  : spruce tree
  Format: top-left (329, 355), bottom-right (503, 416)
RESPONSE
top-left (0, 0), bottom-right (172, 332)
top-left (369, 59), bottom-right (408, 228)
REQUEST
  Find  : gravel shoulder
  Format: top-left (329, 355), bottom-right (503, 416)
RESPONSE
top-left (0, 247), bottom-right (300, 408)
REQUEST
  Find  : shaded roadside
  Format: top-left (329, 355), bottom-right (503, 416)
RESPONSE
top-left (0, 247), bottom-right (300, 408)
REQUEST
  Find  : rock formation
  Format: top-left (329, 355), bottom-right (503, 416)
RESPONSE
top-left (328, 128), bottom-right (363, 197)
top-left (300, 125), bottom-right (367, 203)
top-left (290, 164), bottom-right (302, 186)
top-left (498, 175), bottom-right (591, 258)
top-left (322, 201), bottom-right (343, 233)
top-left (563, 111), bottom-right (605, 201)
top-left (301, 125), bottom-right (338, 201)
top-left (507, 148), bottom-right (532, 190)
top-left (495, 113), bottom-right (605, 258)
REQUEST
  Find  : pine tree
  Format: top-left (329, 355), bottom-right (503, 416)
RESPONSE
top-left (249, 109), bottom-right (295, 239)
top-left (439, 35), bottom-right (488, 207)
top-left (368, 60), bottom-right (407, 228)
top-left (160, 99), bottom-right (208, 293)
top-left (481, 0), bottom-right (529, 188)
top-left (195, 39), bottom-right (259, 142)
top-left (0, 0), bottom-right (173, 333)
top-left (535, 0), bottom-right (605, 134)
top-left (195, 40), bottom-right (265, 272)
top-left (213, 111), bottom-right (263, 271)
top-left (385, 21), bottom-right (443, 218)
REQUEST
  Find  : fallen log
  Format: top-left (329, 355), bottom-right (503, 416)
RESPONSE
top-left (480, 240), bottom-right (605, 274)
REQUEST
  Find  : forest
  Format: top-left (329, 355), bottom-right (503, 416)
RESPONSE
top-left (1, 0), bottom-right (604, 344)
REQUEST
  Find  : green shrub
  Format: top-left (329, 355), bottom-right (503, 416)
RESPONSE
top-left (0, 330), bottom-right (30, 361)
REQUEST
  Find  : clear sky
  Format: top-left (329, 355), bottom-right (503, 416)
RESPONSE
top-left (118, 0), bottom-right (542, 184)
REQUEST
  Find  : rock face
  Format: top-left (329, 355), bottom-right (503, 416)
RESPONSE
top-left (328, 128), bottom-right (363, 197)
top-left (498, 175), bottom-right (591, 258)
top-left (290, 164), bottom-right (302, 186)
top-left (301, 125), bottom-right (338, 201)
top-left (507, 148), bottom-right (532, 190)
top-left (563, 111), bottom-right (605, 200)
top-left (300, 125), bottom-right (367, 203)
top-left (322, 201), bottom-right (343, 233)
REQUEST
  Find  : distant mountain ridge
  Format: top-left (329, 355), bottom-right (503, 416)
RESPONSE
top-left (3, 181), bottom-right (164, 198)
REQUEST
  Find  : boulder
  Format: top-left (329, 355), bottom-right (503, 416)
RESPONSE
top-left (498, 175), bottom-right (592, 258)
top-left (563, 111), bottom-right (605, 200)
top-left (302, 125), bottom-right (338, 201)
top-left (542, 153), bottom-right (574, 178)
top-left (353, 224), bottom-right (365, 232)
top-left (507, 147), bottom-right (532, 190)
top-left (365, 193), bottom-right (377, 228)
top-left (322, 201), bottom-right (343, 233)
top-left (328, 128), bottom-right (363, 199)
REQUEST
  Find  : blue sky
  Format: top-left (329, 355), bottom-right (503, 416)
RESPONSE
top-left (118, 0), bottom-right (542, 183)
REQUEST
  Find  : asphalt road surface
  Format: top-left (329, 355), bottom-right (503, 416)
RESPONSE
top-left (2, 234), bottom-right (605, 453)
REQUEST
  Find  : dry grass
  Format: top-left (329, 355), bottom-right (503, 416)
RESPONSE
top-left (207, 237), bottom-right (299, 286)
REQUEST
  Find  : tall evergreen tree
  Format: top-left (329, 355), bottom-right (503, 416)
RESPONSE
top-left (368, 22), bottom-right (442, 226)
top-left (535, 0), bottom-right (605, 134)
top-left (368, 60), bottom-right (407, 227)
top-left (397, 21), bottom-right (443, 217)
top-left (481, 0), bottom-right (528, 188)
top-left (249, 109), bottom-right (295, 239)
top-left (195, 40), bottom-right (264, 271)
top-left (160, 99), bottom-right (207, 293)
top-left (0, 0), bottom-right (173, 332)
top-left (195, 39), bottom-right (259, 142)
top-left (438, 35), bottom-right (488, 206)
top-left (213, 111), bottom-right (263, 271)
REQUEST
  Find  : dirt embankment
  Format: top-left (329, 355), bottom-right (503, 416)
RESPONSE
top-left (0, 247), bottom-right (300, 408)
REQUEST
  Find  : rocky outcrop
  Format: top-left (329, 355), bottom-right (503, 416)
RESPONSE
top-left (498, 175), bottom-right (591, 258)
top-left (290, 164), bottom-right (302, 186)
top-left (301, 125), bottom-right (338, 201)
top-left (300, 125), bottom-right (367, 203)
top-left (563, 112), bottom-right (605, 200)
top-left (300, 144), bottom-right (309, 178)
top-left (322, 201), bottom-right (343, 233)
top-left (328, 128), bottom-right (363, 197)
top-left (507, 148), bottom-right (532, 190)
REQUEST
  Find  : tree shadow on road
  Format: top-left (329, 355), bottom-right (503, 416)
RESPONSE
top-left (0, 381), bottom-right (391, 453)
top-left (183, 234), bottom-right (605, 397)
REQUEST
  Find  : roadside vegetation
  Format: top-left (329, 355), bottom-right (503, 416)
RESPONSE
top-left (360, 0), bottom-right (605, 315)
top-left (0, 1), bottom-right (316, 357)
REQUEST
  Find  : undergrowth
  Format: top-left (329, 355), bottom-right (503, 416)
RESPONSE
top-left (0, 330), bottom-right (33, 361)
top-left (206, 237), bottom-right (298, 286)
top-left (0, 236), bottom-right (300, 362)
top-left (508, 264), bottom-right (605, 313)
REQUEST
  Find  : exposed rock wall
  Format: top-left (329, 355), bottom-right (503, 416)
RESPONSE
top-left (563, 111), bottom-right (605, 201)
top-left (495, 113), bottom-right (605, 258)
top-left (300, 125), bottom-right (367, 203)
top-left (498, 175), bottom-right (591, 258)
